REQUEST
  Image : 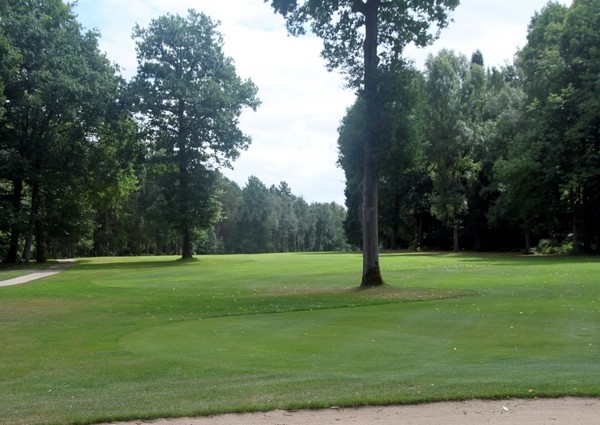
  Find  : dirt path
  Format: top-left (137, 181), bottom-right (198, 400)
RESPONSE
top-left (0, 259), bottom-right (75, 287)
top-left (101, 398), bottom-right (600, 425)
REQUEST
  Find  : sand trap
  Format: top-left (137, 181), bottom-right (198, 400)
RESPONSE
top-left (100, 397), bottom-right (599, 424)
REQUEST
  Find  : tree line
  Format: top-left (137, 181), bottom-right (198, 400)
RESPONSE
top-left (0, 0), bottom-right (348, 262)
top-left (2, 0), bottom-right (599, 264)
top-left (338, 0), bottom-right (600, 255)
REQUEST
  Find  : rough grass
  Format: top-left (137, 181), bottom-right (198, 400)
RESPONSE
top-left (0, 252), bottom-right (599, 425)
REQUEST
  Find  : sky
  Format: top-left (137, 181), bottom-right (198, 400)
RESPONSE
top-left (75, 0), bottom-right (572, 205)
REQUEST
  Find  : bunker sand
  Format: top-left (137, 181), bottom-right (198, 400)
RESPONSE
top-left (100, 397), bottom-right (599, 425)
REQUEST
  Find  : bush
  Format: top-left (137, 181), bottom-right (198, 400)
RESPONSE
top-left (531, 235), bottom-right (573, 255)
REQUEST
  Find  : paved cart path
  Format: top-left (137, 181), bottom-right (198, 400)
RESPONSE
top-left (0, 259), bottom-right (75, 287)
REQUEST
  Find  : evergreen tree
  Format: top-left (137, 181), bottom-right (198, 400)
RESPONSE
top-left (131, 10), bottom-right (259, 259)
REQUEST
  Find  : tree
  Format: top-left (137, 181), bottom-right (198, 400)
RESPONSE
top-left (424, 50), bottom-right (482, 251)
top-left (87, 116), bottom-right (144, 257)
top-left (509, 2), bottom-right (574, 250)
top-left (338, 63), bottom-right (429, 251)
top-left (559, 0), bottom-right (600, 252)
top-left (469, 65), bottom-right (527, 251)
top-left (337, 98), bottom-right (366, 249)
top-left (502, 0), bottom-right (600, 254)
top-left (131, 10), bottom-right (259, 259)
top-left (266, 0), bottom-right (459, 286)
top-left (237, 176), bottom-right (275, 253)
top-left (0, 0), bottom-right (125, 262)
top-left (212, 174), bottom-right (244, 254)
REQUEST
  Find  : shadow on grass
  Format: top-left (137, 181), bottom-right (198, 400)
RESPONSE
top-left (381, 250), bottom-right (600, 266)
top-left (73, 256), bottom-right (201, 271)
top-left (0, 260), bottom-right (58, 271)
top-left (455, 254), bottom-right (600, 266)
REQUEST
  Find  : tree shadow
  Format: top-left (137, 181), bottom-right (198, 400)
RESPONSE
top-left (73, 256), bottom-right (199, 271)
top-left (381, 250), bottom-right (600, 266)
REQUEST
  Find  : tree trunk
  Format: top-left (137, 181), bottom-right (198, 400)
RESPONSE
top-left (35, 218), bottom-right (46, 263)
top-left (179, 157), bottom-right (193, 259)
top-left (23, 182), bottom-right (41, 262)
top-left (453, 220), bottom-right (459, 252)
top-left (360, 0), bottom-right (384, 287)
top-left (178, 98), bottom-right (193, 260)
top-left (5, 179), bottom-right (24, 263)
top-left (572, 216), bottom-right (580, 255)
top-left (181, 226), bottom-right (193, 259)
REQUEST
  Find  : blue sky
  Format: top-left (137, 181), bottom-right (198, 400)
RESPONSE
top-left (75, 0), bottom-right (571, 205)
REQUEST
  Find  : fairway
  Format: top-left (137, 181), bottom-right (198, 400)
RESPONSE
top-left (1, 253), bottom-right (599, 425)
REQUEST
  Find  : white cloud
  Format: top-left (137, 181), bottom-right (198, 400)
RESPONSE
top-left (77, 0), bottom-right (353, 204)
top-left (405, 0), bottom-right (573, 69)
top-left (76, 0), bottom-right (573, 205)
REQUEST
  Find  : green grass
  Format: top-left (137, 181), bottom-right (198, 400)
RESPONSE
top-left (1, 252), bottom-right (599, 425)
top-left (0, 261), bottom-right (55, 281)
top-left (0, 270), bottom-right (30, 280)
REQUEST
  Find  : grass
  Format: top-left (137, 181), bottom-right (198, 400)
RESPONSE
top-left (0, 270), bottom-right (31, 280)
top-left (0, 252), bottom-right (599, 425)
top-left (0, 261), bottom-right (55, 281)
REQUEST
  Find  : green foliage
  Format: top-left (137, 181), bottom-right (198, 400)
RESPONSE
top-left (424, 49), bottom-right (482, 248)
top-left (494, 0), bottom-right (600, 253)
top-left (2, 0), bottom-right (599, 258)
top-left (0, 0), bottom-right (133, 262)
top-left (334, 0), bottom-right (600, 253)
top-left (267, 0), bottom-right (460, 86)
top-left (532, 237), bottom-right (574, 255)
top-left (338, 63), bottom-right (432, 250)
top-left (1, 253), bottom-right (599, 424)
top-left (215, 175), bottom-right (347, 254)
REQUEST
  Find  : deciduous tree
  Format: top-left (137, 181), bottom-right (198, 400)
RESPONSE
top-left (424, 50), bottom-right (481, 251)
top-left (0, 0), bottom-right (125, 262)
top-left (266, 0), bottom-right (459, 286)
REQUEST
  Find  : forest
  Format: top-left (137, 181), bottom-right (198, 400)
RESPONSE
top-left (1, 0), bottom-right (599, 262)
top-left (338, 0), bottom-right (600, 255)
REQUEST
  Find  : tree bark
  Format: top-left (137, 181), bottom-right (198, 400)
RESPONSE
top-left (35, 217), bottom-right (46, 263)
top-left (453, 220), bottom-right (459, 252)
top-left (5, 179), bottom-right (24, 263)
top-left (23, 182), bottom-right (41, 262)
top-left (360, 0), bottom-right (384, 287)
top-left (179, 157), bottom-right (193, 258)
top-left (178, 98), bottom-right (193, 260)
top-left (572, 215), bottom-right (580, 255)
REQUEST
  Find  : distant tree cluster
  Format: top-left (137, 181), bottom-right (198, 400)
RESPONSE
top-left (2, 0), bottom-right (598, 263)
top-left (204, 176), bottom-right (348, 254)
top-left (339, 0), bottom-right (600, 254)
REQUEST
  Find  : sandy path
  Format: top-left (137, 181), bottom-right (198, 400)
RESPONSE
top-left (101, 398), bottom-right (600, 425)
top-left (0, 259), bottom-right (75, 287)
top-left (0, 270), bottom-right (61, 287)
